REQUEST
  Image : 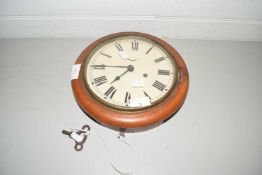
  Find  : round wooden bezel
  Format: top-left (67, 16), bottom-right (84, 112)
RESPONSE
top-left (71, 32), bottom-right (189, 129)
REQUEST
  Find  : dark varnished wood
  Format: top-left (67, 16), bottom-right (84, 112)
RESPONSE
top-left (71, 32), bottom-right (189, 129)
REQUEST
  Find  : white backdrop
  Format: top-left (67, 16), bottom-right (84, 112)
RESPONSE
top-left (0, 0), bottom-right (262, 40)
top-left (0, 38), bottom-right (262, 175)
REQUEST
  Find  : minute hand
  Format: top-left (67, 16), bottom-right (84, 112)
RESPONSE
top-left (90, 64), bottom-right (129, 69)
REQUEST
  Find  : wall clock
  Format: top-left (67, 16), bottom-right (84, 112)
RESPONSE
top-left (71, 32), bottom-right (189, 129)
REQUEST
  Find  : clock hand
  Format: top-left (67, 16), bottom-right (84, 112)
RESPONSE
top-left (110, 69), bottom-right (128, 84)
top-left (91, 64), bottom-right (129, 69)
top-left (110, 65), bottom-right (134, 84)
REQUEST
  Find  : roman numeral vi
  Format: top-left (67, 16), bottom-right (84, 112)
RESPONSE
top-left (125, 92), bottom-right (131, 106)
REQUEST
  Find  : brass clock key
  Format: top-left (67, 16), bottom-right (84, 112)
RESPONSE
top-left (62, 125), bottom-right (90, 151)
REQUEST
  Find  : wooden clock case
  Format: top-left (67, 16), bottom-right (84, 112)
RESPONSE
top-left (71, 32), bottom-right (189, 129)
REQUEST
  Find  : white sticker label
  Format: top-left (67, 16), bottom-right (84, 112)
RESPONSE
top-left (118, 51), bottom-right (129, 59)
top-left (132, 79), bottom-right (144, 87)
top-left (129, 97), bottom-right (151, 107)
top-left (71, 64), bottom-right (81, 80)
top-left (71, 132), bottom-right (84, 142)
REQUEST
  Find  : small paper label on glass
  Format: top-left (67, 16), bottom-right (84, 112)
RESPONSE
top-left (71, 64), bottom-right (81, 80)
top-left (118, 51), bottom-right (129, 59)
top-left (129, 97), bottom-right (151, 107)
top-left (132, 79), bottom-right (144, 87)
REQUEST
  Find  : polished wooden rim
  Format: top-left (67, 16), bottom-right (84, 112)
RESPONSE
top-left (71, 32), bottom-right (189, 129)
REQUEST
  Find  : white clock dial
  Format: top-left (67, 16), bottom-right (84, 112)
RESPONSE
top-left (83, 36), bottom-right (178, 109)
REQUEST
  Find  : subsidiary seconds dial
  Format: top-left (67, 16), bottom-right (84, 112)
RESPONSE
top-left (83, 35), bottom-right (177, 110)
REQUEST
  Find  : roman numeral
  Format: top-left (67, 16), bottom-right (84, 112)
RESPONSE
top-left (115, 43), bottom-right (123, 51)
top-left (124, 92), bottom-right (131, 106)
top-left (158, 69), bottom-right (170, 75)
top-left (93, 76), bottom-right (107, 86)
top-left (100, 52), bottom-right (112, 58)
top-left (104, 86), bottom-right (117, 98)
top-left (146, 46), bottom-right (154, 54)
top-left (152, 80), bottom-right (166, 91)
top-left (154, 57), bottom-right (165, 63)
top-left (143, 91), bottom-right (151, 100)
top-left (132, 41), bottom-right (138, 51)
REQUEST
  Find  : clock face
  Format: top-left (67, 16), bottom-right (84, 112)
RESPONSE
top-left (83, 36), bottom-right (178, 110)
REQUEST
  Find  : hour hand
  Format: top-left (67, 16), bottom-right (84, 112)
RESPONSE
top-left (110, 70), bottom-right (128, 84)
top-left (110, 65), bottom-right (134, 84)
